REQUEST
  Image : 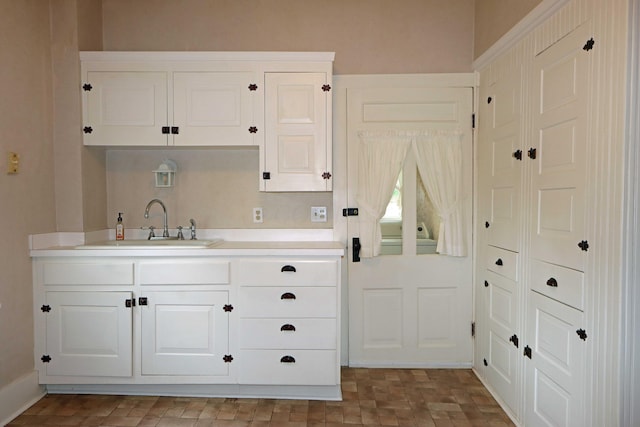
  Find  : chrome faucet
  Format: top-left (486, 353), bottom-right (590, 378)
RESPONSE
top-left (189, 218), bottom-right (197, 240)
top-left (144, 199), bottom-right (169, 238)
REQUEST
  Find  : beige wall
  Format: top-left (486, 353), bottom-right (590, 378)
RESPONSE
top-left (102, 0), bottom-right (475, 74)
top-left (473, 0), bottom-right (542, 58)
top-left (0, 0), bottom-right (56, 388)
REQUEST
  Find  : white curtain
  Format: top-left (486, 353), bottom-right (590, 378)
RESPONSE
top-left (413, 130), bottom-right (466, 257)
top-left (356, 131), bottom-right (411, 258)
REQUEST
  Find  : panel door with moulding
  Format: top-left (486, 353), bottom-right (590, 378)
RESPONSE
top-left (82, 71), bottom-right (169, 146)
top-left (262, 72), bottom-right (331, 192)
top-left (172, 72), bottom-right (257, 146)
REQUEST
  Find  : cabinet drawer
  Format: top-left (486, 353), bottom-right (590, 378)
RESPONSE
top-left (42, 261), bottom-right (134, 285)
top-left (240, 287), bottom-right (336, 318)
top-left (238, 350), bottom-right (338, 385)
top-left (139, 260), bottom-right (230, 285)
top-left (486, 246), bottom-right (519, 281)
top-left (530, 259), bottom-right (584, 311)
top-left (236, 260), bottom-right (338, 286)
top-left (239, 318), bottom-right (336, 349)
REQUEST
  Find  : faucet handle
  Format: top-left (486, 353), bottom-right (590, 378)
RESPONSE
top-left (147, 225), bottom-right (156, 240)
top-left (189, 218), bottom-right (197, 240)
top-left (177, 226), bottom-right (184, 240)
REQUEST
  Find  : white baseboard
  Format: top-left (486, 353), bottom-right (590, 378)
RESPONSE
top-left (0, 371), bottom-right (45, 426)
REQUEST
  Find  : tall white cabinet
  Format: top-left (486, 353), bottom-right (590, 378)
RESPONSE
top-left (474, 0), bottom-right (628, 425)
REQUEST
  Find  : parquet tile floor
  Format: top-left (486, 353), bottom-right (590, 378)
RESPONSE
top-left (7, 368), bottom-right (514, 427)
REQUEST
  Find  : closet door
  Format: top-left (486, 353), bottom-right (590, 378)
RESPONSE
top-left (529, 23), bottom-right (591, 272)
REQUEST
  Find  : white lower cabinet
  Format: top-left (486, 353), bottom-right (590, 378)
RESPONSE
top-left (140, 291), bottom-right (229, 377)
top-left (525, 291), bottom-right (585, 427)
top-left (32, 250), bottom-right (342, 398)
top-left (236, 259), bottom-right (340, 386)
top-left (43, 291), bottom-right (133, 378)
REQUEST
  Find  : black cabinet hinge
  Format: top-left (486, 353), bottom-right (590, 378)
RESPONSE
top-left (576, 329), bottom-right (588, 341)
top-left (472, 113), bottom-right (476, 129)
top-left (352, 237), bottom-right (361, 263)
top-left (83, 126), bottom-right (93, 134)
top-left (509, 334), bottom-right (519, 348)
top-left (485, 221), bottom-right (490, 228)
top-left (343, 208), bottom-right (359, 217)
top-left (223, 304), bottom-right (233, 312)
top-left (82, 83), bottom-right (92, 91)
top-left (513, 149), bottom-right (523, 160)
top-left (524, 345), bottom-right (532, 359)
top-left (322, 171), bottom-right (332, 180)
top-left (583, 38), bottom-right (595, 51)
top-left (487, 97), bottom-right (493, 104)
top-left (262, 172), bottom-right (271, 180)
top-left (41, 304), bottom-right (51, 313)
top-left (41, 355), bottom-right (51, 363)
top-left (322, 84), bottom-right (331, 92)
top-left (483, 358), bottom-right (488, 366)
top-left (484, 280), bottom-right (489, 288)
top-left (223, 354), bottom-right (234, 363)
top-left (578, 240), bottom-right (589, 251)
top-left (125, 298), bottom-right (136, 308)
top-left (528, 148), bottom-right (537, 159)
top-left (171, 126), bottom-right (179, 135)
top-left (248, 83), bottom-right (258, 91)
top-left (471, 322), bottom-right (476, 337)
top-left (248, 126), bottom-right (258, 134)
top-left (162, 126), bottom-right (170, 134)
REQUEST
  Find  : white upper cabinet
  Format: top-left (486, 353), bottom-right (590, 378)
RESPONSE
top-left (261, 72), bottom-right (332, 192)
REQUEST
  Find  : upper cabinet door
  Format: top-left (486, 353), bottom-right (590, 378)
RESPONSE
top-left (172, 72), bottom-right (257, 146)
top-left (530, 23), bottom-right (590, 272)
top-left (82, 71), bottom-right (169, 146)
top-left (262, 72), bottom-right (332, 192)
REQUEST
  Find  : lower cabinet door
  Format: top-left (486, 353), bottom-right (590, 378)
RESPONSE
top-left (140, 291), bottom-right (229, 376)
top-left (525, 291), bottom-right (585, 427)
top-left (44, 291), bottom-right (133, 377)
top-left (238, 350), bottom-right (337, 385)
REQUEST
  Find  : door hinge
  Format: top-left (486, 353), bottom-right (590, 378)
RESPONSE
top-left (322, 171), bottom-right (332, 180)
top-left (262, 172), bottom-right (271, 180)
top-left (125, 298), bottom-right (136, 308)
top-left (41, 355), bottom-right (51, 363)
top-left (41, 304), bottom-right (51, 313)
top-left (248, 126), bottom-right (258, 134)
top-left (509, 334), bottom-right (519, 348)
top-left (248, 83), bottom-right (258, 91)
top-left (513, 149), bottom-right (523, 160)
top-left (83, 126), bottom-right (93, 134)
top-left (223, 304), bottom-right (234, 312)
top-left (322, 84), bottom-right (331, 92)
top-left (524, 345), bottom-right (532, 359)
top-left (138, 297), bottom-right (148, 306)
top-left (471, 322), bottom-right (475, 337)
top-left (82, 83), bottom-right (92, 91)
top-left (171, 126), bottom-right (179, 135)
top-left (578, 240), bottom-right (589, 251)
top-left (483, 358), bottom-right (488, 366)
top-left (527, 147), bottom-right (537, 159)
top-left (162, 126), bottom-right (170, 134)
top-left (342, 208), bottom-right (359, 217)
top-left (484, 280), bottom-right (489, 288)
top-left (583, 38), bottom-right (595, 51)
top-left (472, 113), bottom-right (476, 129)
top-left (223, 354), bottom-right (234, 363)
top-left (352, 237), bottom-right (361, 263)
top-left (576, 328), bottom-right (588, 341)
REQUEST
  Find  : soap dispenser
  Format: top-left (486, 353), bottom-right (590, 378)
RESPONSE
top-left (116, 213), bottom-right (125, 241)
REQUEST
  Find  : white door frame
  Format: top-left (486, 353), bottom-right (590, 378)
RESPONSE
top-left (332, 74), bottom-right (477, 365)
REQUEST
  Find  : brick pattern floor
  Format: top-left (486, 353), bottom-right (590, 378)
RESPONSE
top-left (7, 368), bottom-right (515, 426)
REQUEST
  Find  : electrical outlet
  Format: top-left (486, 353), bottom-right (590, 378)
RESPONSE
top-left (253, 207), bottom-right (263, 223)
top-left (311, 206), bottom-right (327, 223)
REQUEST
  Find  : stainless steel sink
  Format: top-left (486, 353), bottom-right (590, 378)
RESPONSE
top-left (75, 239), bottom-right (223, 249)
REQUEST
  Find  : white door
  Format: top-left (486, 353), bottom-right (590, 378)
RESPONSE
top-left (172, 72), bottom-right (256, 146)
top-left (530, 22), bottom-right (590, 272)
top-left (45, 291), bottom-right (133, 377)
top-left (140, 291), bottom-right (230, 377)
top-left (262, 72), bottom-right (331, 191)
top-left (347, 86), bottom-right (473, 366)
top-left (83, 71), bottom-right (168, 146)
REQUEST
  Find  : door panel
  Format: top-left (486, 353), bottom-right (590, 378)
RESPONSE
top-left (530, 23), bottom-right (590, 272)
top-left (347, 86), bottom-right (473, 366)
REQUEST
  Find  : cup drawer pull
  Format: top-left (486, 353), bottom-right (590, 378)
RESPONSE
top-left (281, 292), bottom-right (296, 300)
top-left (280, 355), bottom-right (296, 363)
top-left (281, 265), bottom-right (297, 273)
top-left (280, 324), bottom-right (296, 332)
top-left (546, 277), bottom-right (558, 287)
